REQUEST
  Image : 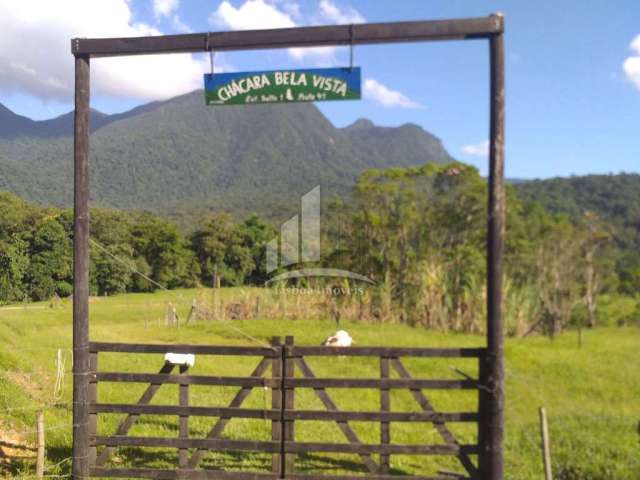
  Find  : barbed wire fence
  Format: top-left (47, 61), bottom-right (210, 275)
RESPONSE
top-left (0, 237), bottom-right (274, 479)
top-left (0, 344), bottom-right (73, 479)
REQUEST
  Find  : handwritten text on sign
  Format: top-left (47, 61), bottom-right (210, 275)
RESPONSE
top-left (204, 67), bottom-right (361, 106)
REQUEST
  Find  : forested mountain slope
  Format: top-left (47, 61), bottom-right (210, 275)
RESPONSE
top-left (0, 91), bottom-right (453, 222)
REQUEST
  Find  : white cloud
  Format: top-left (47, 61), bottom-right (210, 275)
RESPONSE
top-left (210, 0), bottom-right (296, 30)
top-left (461, 140), bottom-right (489, 157)
top-left (318, 0), bottom-right (364, 24)
top-left (153, 0), bottom-right (179, 18)
top-left (211, 0), bottom-right (364, 64)
top-left (171, 15), bottom-right (192, 33)
top-left (623, 34), bottom-right (640, 90)
top-left (287, 46), bottom-right (337, 65)
top-left (363, 78), bottom-right (422, 109)
top-left (0, 0), bottom-right (209, 102)
top-left (278, 1), bottom-right (302, 20)
top-left (152, 0), bottom-right (191, 33)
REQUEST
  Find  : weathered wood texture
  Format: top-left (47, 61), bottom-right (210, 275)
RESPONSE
top-left (90, 468), bottom-right (461, 480)
top-left (272, 337), bottom-right (283, 476)
top-left (72, 17), bottom-right (503, 57)
top-left (479, 13), bottom-right (506, 480)
top-left (89, 340), bottom-right (482, 478)
top-left (380, 357), bottom-right (390, 474)
top-left (72, 53), bottom-right (91, 480)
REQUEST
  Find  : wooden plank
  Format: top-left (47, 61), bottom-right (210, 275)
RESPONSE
top-left (91, 436), bottom-right (477, 456)
top-left (90, 469), bottom-right (462, 480)
top-left (289, 347), bottom-right (485, 358)
top-left (391, 359), bottom-right (477, 477)
top-left (287, 475), bottom-right (465, 480)
top-left (95, 363), bottom-right (175, 466)
top-left (89, 342), bottom-right (277, 357)
top-left (187, 357), bottom-right (271, 469)
top-left (95, 372), bottom-right (277, 387)
top-left (380, 357), bottom-right (390, 474)
top-left (72, 53), bottom-right (91, 480)
top-left (88, 352), bottom-right (98, 466)
top-left (92, 404), bottom-right (279, 419)
top-left (90, 405), bottom-right (476, 423)
top-left (90, 467), bottom-right (278, 479)
top-left (93, 436), bottom-right (280, 452)
top-left (283, 442), bottom-right (478, 456)
top-left (283, 410), bottom-right (478, 423)
top-left (89, 343), bottom-right (484, 358)
top-left (285, 378), bottom-right (477, 389)
top-left (72, 17), bottom-right (503, 57)
top-left (295, 357), bottom-right (378, 473)
top-left (94, 373), bottom-right (476, 389)
top-left (179, 365), bottom-right (189, 471)
top-left (271, 337), bottom-right (283, 476)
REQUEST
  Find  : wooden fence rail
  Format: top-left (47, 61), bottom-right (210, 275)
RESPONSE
top-left (88, 337), bottom-right (485, 479)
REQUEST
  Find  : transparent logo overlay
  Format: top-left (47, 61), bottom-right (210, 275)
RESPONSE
top-left (265, 186), bottom-right (374, 287)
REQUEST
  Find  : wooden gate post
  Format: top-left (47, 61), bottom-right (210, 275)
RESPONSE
top-left (178, 364), bottom-right (189, 476)
top-left (271, 337), bottom-right (283, 476)
top-left (72, 51), bottom-right (91, 480)
top-left (380, 357), bottom-right (391, 474)
top-left (283, 336), bottom-right (295, 474)
top-left (479, 13), bottom-right (505, 480)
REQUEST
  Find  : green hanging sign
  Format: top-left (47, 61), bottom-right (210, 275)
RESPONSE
top-left (204, 67), bottom-right (361, 106)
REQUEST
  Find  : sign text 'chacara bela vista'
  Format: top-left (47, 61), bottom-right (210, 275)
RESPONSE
top-left (204, 67), bottom-right (361, 106)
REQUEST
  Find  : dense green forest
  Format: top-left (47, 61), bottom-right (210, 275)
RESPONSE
top-left (513, 173), bottom-right (640, 296)
top-left (2, 164), bottom-right (638, 336)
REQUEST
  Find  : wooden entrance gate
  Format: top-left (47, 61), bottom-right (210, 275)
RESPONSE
top-left (88, 337), bottom-right (484, 479)
top-left (71, 14), bottom-right (505, 479)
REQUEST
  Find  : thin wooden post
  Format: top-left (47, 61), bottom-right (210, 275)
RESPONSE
top-left (88, 352), bottom-right (98, 466)
top-left (380, 357), bottom-right (390, 474)
top-left (36, 410), bottom-right (45, 479)
top-left (479, 12), bottom-right (505, 480)
top-left (539, 407), bottom-right (553, 480)
top-left (284, 336), bottom-right (295, 475)
top-left (179, 365), bottom-right (189, 473)
top-left (72, 51), bottom-right (91, 480)
top-left (271, 337), bottom-right (283, 476)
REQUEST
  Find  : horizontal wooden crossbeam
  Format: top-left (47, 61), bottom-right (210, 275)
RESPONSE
top-left (95, 372), bottom-right (478, 389)
top-left (89, 342), bottom-right (485, 358)
top-left (72, 17), bottom-right (503, 57)
top-left (92, 436), bottom-right (478, 456)
top-left (92, 403), bottom-right (477, 422)
top-left (89, 342), bottom-right (277, 356)
top-left (90, 468), bottom-right (463, 480)
top-left (289, 346), bottom-right (486, 358)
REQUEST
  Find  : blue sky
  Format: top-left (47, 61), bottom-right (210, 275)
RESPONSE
top-left (0, 0), bottom-right (638, 178)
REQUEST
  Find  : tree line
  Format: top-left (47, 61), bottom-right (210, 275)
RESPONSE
top-left (1, 163), bottom-right (637, 336)
top-left (0, 191), bottom-right (275, 302)
top-left (324, 163), bottom-right (632, 336)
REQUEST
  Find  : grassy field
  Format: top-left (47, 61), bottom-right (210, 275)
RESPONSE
top-left (0, 288), bottom-right (638, 479)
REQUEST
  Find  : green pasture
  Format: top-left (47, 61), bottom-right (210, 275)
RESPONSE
top-left (0, 288), bottom-right (638, 479)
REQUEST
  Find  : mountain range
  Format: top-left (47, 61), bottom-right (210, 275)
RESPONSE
top-left (0, 91), bottom-right (454, 224)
